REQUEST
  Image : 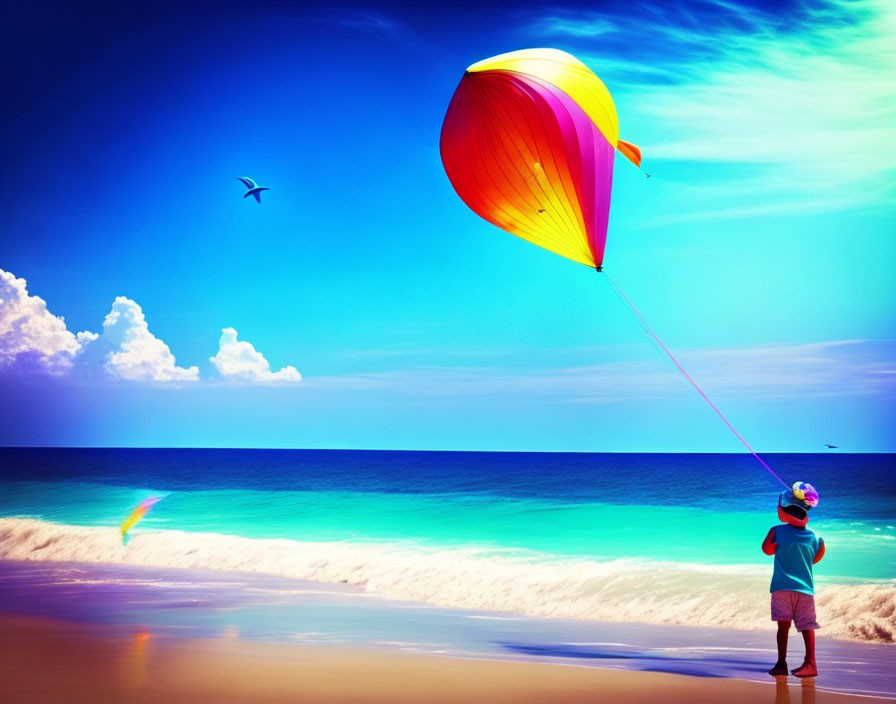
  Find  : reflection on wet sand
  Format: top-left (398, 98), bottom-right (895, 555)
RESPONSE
top-left (121, 630), bottom-right (150, 690)
top-left (775, 675), bottom-right (817, 704)
top-left (0, 614), bottom-right (878, 704)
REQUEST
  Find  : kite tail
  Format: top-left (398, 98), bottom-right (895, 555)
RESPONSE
top-left (602, 271), bottom-right (788, 490)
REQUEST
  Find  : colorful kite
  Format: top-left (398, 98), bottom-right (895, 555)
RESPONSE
top-left (440, 47), bottom-right (641, 271)
top-left (440, 48), bottom-right (789, 490)
top-left (121, 496), bottom-right (163, 544)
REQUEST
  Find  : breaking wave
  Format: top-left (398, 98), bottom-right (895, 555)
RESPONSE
top-left (1, 518), bottom-right (893, 643)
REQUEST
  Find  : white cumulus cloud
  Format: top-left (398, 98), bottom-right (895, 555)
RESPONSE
top-left (210, 327), bottom-right (302, 383)
top-left (0, 268), bottom-right (97, 373)
top-left (1, 268), bottom-right (302, 386)
top-left (100, 297), bottom-right (198, 382)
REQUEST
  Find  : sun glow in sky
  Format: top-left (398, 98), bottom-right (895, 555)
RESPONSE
top-left (1, 0), bottom-right (894, 451)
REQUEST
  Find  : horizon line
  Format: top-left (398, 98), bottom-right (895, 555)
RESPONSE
top-left (0, 446), bottom-right (886, 455)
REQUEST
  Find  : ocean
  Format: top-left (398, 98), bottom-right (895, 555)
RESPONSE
top-left (1, 448), bottom-right (894, 646)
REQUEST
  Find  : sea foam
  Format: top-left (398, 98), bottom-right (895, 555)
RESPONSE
top-left (1, 518), bottom-right (893, 643)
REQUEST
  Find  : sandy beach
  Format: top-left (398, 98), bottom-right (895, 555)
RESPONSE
top-left (2, 453), bottom-right (894, 702)
top-left (1, 613), bottom-right (889, 704)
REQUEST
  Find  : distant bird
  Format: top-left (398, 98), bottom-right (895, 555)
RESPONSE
top-left (236, 177), bottom-right (269, 203)
top-left (825, 444), bottom-right (838, 449)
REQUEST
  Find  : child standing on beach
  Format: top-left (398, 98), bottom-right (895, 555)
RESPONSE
top-left (762, 482), bottom-right (824, 678)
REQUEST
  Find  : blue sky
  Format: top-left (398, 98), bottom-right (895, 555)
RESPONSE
top-left (1, 0), bottom-right (893, 451)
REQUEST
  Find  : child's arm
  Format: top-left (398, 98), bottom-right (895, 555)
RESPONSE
top-left (813, 538), bottom-right (825, 564)
top-left (761, 527), bottom-right (777, 555)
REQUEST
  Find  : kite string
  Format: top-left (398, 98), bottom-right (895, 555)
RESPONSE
top-left (602, 271), bottom-right (789, 490)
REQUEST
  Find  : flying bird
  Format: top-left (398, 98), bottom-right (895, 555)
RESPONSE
top-left (237, 177), bottom-right (269, 203)
top-left (825, 444), bottom-right (838, 449)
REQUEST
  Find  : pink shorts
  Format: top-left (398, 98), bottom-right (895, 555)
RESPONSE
top-left (771, 590), bottom-right (819, 631)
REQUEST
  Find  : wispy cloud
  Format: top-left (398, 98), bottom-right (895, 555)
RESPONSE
top-left (537, 15), bottom-right (617, 38)
top-left (319, 9), bottom-right (407, 39)
top-left (306, 339), bottom-right (896, 402)
top-left (534, 0), bottom-right (896, 219)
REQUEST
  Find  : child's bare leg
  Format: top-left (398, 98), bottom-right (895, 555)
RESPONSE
top-left (769, 620), bottom-right (791, 675)
top-left (791, 630), bottom-right (818, 677)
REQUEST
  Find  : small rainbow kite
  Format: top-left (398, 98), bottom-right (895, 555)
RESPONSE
top-left (121, 496), bottom-right (163, 544)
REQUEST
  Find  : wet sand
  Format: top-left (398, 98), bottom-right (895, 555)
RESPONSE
top-left (1, 613), bottom-right (887, 704)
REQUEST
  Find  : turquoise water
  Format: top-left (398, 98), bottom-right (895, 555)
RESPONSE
top-left (1, 449), bottom-right (893, 644)
top-left (1, 478), bottom-right (892, 580)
